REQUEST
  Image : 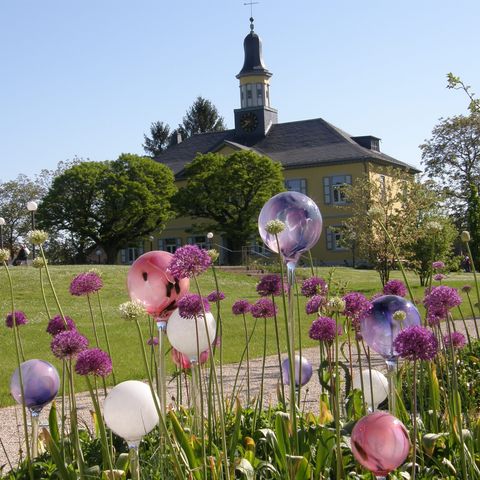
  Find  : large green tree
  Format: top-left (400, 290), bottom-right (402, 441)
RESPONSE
top-left (143, 121), bottom-right (171, 157)
top-left (178, 96), bottom-right (226, 138)
top-left (174, 151), bottom-right (284, 264)
top-left (38, 154), bottom-right (176, 263)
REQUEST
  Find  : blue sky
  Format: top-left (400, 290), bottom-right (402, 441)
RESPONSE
top-left (1, 0), bottom-right (478, 181)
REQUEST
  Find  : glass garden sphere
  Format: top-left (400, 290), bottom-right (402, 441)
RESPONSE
top-left (127, 251), bottom-right (189, 319)
top-left (351, 411), bottom-right (410, 476)
top-left (258, 192), bottom-right (322, 264)
top-left (10, 359), bottom-right (60, 410)
top-left (352, 368), bottom-right (388, 409)
top-left (281, 355), bottom-right (313, 387)
top-left (104, 380), bottom-right (159, 444)
top-left (360, 295), bottom-right (421, 360)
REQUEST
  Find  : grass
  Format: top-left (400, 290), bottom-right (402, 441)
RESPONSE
top-left (0, 263), bottom-right (477, 407)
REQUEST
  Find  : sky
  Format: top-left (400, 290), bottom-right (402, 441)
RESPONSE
top-left (1, 0), bottom-right (479, 182)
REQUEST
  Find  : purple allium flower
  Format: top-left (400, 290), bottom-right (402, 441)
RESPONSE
top-left (443, 331), bottom-right (467, 350)
top-left (309, 316), bottom-right (341, 343)
top-left (75, 348), bottom-right (112, 377)
top-left (342, 292), bottom-right (372, 323)
top-left (393, 325), bottom-right (438, 361)
top-left (177, 293), bottom-right (210, 319)
top-left (301, 277), bottom-right (328, 297)
top-left (432, 261), bottom-right (445, 270)
top-left (69, 272), bottom-right (103, 296)
top-left (433, 273), bottom-right (446, 282)
top-left (250, 298), bottom-right (277, 318)
top-left (232, 299), bottom-right (251, 315)
top-left (168, 245), bottom-right (212, 279)
top-left (423, 285), bottom-right (462, 325)
top-left (383, 280), bottom-right (407, 297)
top-left (5, 311), bottom-right (28, 328)
top-left (305, 295), bottom-right (326, 315)
top-left (207, 290), bottom-right (225, 302)
top-left (147, 336), bottom-right (159, 346)
top-left (370, 292), bottom-right (383, 302)
top-left (46, 315), bottom-right (76, 336)
top-left (461, 285), bottom-right (472, 293)
top-left (256, 274), bottom-right (283, 297)
top-left (51, 330), bottom-right (88, 359)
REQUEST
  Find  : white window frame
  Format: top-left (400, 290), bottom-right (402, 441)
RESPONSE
top-left (285, 178), bottom-right (307, 195)
top-left (323, 175), bottom-right (352, 205)
top-left (326, 226), bottom-right (349, 251)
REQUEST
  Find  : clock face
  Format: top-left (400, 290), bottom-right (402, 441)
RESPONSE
top-left (240, 112), bottom-right (259, 133)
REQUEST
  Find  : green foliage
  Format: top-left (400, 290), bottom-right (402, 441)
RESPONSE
top-left (38, 154), bottom-right (177, 263)
top-left (178, 96), bottom-right (226, 138)
top-left (175, 151), bottom-right (284, 264)
top-left (467, 183), bottom-right (480, 263)
top-left (143, 121), bottom-right (171, 157)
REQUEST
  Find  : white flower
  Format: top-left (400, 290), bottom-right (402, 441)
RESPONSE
top-left (461, 231), bottom-right (471, 242)
top-left (27, 230), bottom-right (49, 245)
top-left (265, 220), bottom-right (286, 235)
top-left (0, 249), bottom-right (10, 263)
top-left (119, 301), bottom-right (146, 320)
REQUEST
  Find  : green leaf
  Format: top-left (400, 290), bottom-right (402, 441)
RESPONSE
top-left (48, 401), bottom-right (60, 445)
top-left (422, 432), bottom-right (446, 456)
top-left (115, 453), bottom-right (130, 471)
top-left (42, 428), bottom-right (76, 480)
top-left (229, 398), bottom-right (243, 470)
top-left (235, 458), bottom-right (255, 480)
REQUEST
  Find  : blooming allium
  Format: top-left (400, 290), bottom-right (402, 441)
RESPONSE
top-left (251, 298), bottom-right (277, 318)
top-left (256, 274), bottom-right (283, 297)
top-left (207, 290), bottom-right (225, 302)
top-left (172, 347), bottom-right (209, 369)
top-left (207, 249), bottom-right (219, 262)
top-left (27, 230), bottom-right (49, 245)
top-left (461, 285), bottom-right (472, 293)
top-left (393, 325), bottom-right (438, 361)
top-left (75, 348), bottom-right (112, 377)
top-left (177, 293), bottom-right (210, 319)
top-left (46, 315), bottom-right (76, 336)
top-left (327, 297), bottom-right (346, 313)
top-left (443, 332), bottom-right (467, 350)
top-left (301, 276), bottom-right (327, 297)
top-left (383, 279), bottom-right (407, 297)
top-left (232, 300), bottom-right (251, 315)
top-left (309, 316), bottom-right (341, 343)
top-left (432, 261), bottom-right (445, 270)
top-left (0, 249), bottom-right (10, 263)
top-left (69, 271), bottom-right (103, 296)
top-left (5, 311), bottom-right (28, 328)
top-left (32, 257), bottom-right (47, 269)
top-left (147, 336), bottom-right (159, 346)
top-left (265, 220), bottom-right (286, 235)
top-left (51, 330), bottom-right (88, 359)
top-left (119, 300), bottom-right (145, 320)
top-left (168, 245), bottom-right (212, 279)
top-left (342, 292), bottom-right (372, 324)
top-left (423, 285), bottom-right (462, 326)
top-left (461, 231), bottom-right (471, 242)
top-left (433, 273), bottom-right (446, 282)
top-left (306, 294), bottom-right (326, 315)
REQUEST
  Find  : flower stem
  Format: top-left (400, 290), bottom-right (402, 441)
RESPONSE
top-left (96, 291), bottom-right (117, 384)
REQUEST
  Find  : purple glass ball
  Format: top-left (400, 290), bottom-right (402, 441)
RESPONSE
top-left (10, 359), bottom-right (60, 410)
top-left (281, 355), bottom-right (313, 387)
top-left (360, 295), bottom-right (421, 361)
top-left (258, 192), bottom-right (322, 264)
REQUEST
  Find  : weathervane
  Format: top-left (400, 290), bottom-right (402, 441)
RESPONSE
top-left (244, 1), bottom-right (259, 31)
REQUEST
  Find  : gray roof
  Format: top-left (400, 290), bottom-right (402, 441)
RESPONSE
top-left (155, 117), bottom-right (420, 178)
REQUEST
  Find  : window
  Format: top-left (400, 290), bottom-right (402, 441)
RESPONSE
top-left (326, 226), bottom-right (348, 251)
top-left (285, 178), bottom-right (307, 194)
top-left (120, 246), bottom-right (143, 264)
top-left (256, 84), bottom-right (263, 105)
top-left (158, 238), bottom-right (181, 253)
top-left (379, 175), bottom-right (386, 201)
top-left (187, 235), bottom-right (207, 249)
top-left (323, 175), bottom-right (352, 205)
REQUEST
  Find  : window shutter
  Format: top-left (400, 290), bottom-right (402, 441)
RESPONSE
top-left (345, 175), bottom-right (352, 185)
top-left (326, 229), bottom-right (334, 250)
top-left (120, 249), bottom-right (126, 264)
top-left (323, 177), bottom-right (331, 204)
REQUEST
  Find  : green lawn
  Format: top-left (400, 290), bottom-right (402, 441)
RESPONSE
top-left (0, 264), bottom-right (477, 407)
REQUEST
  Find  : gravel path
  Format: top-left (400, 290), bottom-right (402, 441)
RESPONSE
top-left (1, 319), bottom-right (477, 471)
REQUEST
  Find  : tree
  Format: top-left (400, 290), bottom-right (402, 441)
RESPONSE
top-left (143, 121), bottom-right (171, 157)
top-left (178, 96), bottom-right (226, 138)
top-left (0, 175), bottom-right (44, 254)
top-left (342, 168), bottom-right (441, 285)
top-left (421, 76), bottom-right (480, 263)
top-left (174, 151), bottom-right (284, 264)
top-left (38, 154), bottom-right (177, 264)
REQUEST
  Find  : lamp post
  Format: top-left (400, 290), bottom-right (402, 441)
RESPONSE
top-left (149, 235), bottom-right (155, 252)
top-left (0, 217), bottom-right (5, 249)
top-left (26, 201), bottom-right (38, 259)
top-left (207, 232), bottom-right (213, 249)
top-left (96, 249), bottom-right (102, 264)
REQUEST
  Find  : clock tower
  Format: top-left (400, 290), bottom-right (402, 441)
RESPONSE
top-left (234, 18), bottom-right (278, 141)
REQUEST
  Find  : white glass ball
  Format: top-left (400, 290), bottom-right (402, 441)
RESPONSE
top-left (352, 368), bottom-right (388, 409)
top-left (167, 308), bottom-right (216, 361)
top-left (103, 380), bottom-right (159, 444)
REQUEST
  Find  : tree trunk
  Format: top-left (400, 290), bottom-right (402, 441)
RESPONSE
top-left (225, 236), bottom-right (247, 265)
top-left (104, 246), bottom-right (119, 265)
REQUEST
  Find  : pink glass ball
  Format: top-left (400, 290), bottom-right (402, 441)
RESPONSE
top-left (258, 192), bottom-right (322, 264)
top-left (127, 251), bottom-right (189, 319)
top-left (351, 411), bottom-right (410, 476)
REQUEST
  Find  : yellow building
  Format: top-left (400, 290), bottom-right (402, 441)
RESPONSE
top-left (119, 19), bottom-right (419, 266)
